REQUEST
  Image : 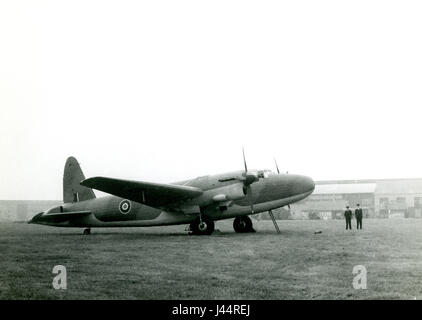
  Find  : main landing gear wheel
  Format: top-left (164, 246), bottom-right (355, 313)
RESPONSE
top-left (233, 216), bottom-right (256, 233)
top-left (190, 215), bottom-right (215, 235)
top-left (83, 228), bottom-right (91, 235)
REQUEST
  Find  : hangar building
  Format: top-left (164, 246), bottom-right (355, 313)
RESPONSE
top-left (291, 178), bottom-right (422, 219)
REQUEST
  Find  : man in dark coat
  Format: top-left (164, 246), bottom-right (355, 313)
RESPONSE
top-left (344, 205), bottom-right (352, 230)
top-left (355, 203), bottom-right (363, 229)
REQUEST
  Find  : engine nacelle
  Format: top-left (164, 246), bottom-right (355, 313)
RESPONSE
top-left (210, 183), bottom-right (246, 202)
top-left (184, 182), bottom-right (247, 208)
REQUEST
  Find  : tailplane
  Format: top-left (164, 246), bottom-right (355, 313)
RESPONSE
top-left (63, 157), bottom-right (96, 203)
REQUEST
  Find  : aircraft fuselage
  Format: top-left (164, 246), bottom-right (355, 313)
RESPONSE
top-left (31, 170), bottom-right (314, 228)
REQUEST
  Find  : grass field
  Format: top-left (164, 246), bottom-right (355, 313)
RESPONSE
top-left (1, 218), bottom-right (422, 300)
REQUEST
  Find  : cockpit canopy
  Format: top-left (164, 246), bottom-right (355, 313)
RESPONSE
top-left (45, 205), bottom-right (64, 214)
top-left (257, 169), bottom-right (276, 179)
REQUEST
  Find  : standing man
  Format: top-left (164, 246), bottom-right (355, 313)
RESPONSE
top-left (355, 203), bottom-right (363, 229)
top-left (345, 205), bottom-right (352, 230)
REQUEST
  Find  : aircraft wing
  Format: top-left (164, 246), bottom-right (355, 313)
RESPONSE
top-left (81, 177), bottom-right (203, 208)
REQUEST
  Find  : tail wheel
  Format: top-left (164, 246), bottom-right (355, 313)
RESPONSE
top-left (190, 215), bottom-right (215, 235)
top-left (233, 216), bottom-right (255, 233)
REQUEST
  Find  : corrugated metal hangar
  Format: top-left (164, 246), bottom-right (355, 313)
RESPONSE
top-left (292, 178), bottom-right (422, 219)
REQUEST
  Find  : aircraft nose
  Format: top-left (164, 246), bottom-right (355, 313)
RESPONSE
top-left (302, 175), bottom-right (315, 194)
top-left (28, 211), bottom-right (44, 224)
top-left (289, 174), bottom-right (315, 195)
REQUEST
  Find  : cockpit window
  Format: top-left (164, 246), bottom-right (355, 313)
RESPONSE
top-left (258, 170), bottom-right (273, 179)
top-left (46, 206), bottom-right (62, 214)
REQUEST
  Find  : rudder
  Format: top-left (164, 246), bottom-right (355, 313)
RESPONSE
top-left (63, 156), bottom-right (96, 203)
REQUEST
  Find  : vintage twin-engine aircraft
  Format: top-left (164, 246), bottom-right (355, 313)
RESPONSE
top-left (30, 152), bottom-right (315, 235)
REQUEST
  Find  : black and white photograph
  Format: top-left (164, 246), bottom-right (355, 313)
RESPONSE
top-left (1, 0), bottom-right (422, 312)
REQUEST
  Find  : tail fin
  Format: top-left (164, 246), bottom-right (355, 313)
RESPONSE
top-left (63, 157), bottom-right (96, 203)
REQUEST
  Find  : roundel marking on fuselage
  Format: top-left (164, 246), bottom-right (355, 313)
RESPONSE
top-left (119, 199), bottom-right (132, 214)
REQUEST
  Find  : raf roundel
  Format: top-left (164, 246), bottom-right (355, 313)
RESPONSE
top-left (119, 200), bottom-right (131, 214)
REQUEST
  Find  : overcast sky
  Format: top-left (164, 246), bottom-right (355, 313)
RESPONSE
top-left (1, 1), bottom-right (422, 200)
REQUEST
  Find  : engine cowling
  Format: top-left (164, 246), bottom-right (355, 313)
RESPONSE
top-left (211, 183), bottom-right (246, 202)
top-left (184, 182), bottom-right (247, 208)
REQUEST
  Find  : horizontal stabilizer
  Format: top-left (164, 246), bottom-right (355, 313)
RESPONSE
top-left (81, 177), bottom-right (203, 208)
top-left (30, 211), bottom-right (91, 224)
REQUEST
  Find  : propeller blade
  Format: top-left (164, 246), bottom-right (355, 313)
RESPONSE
top-left (274, 158), bottom-right (280, 174)
top-left (242, 147), bottom-right (248, 173)
top-left (240, 148), bottom-right (258, 212)
top-left (241, 148), bottom-right (260, 185)
top-left (218, 177), bottom-right (237, 182)
top-left (246, 185), bottom-right (254, 214)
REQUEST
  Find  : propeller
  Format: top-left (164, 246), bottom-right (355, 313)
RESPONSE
top-left (243, 148), bottom-right (248, 172)
top-left (218, 148), bottom-right (260, 213)
top-left (241, 148), bottom-right (258, 214)
top-left (274, 158), bottom-right (280, 174)
top-left (274, 157), bottom-right (289, 174)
